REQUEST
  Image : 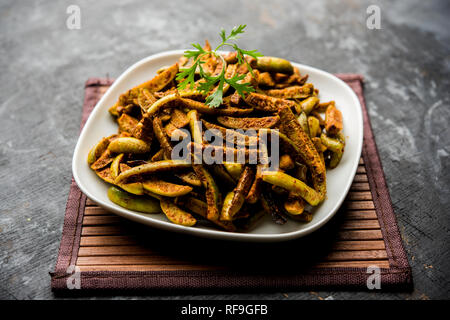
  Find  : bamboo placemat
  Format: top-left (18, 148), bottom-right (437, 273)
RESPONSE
top-left (51, 75), bottom-right (412, 293)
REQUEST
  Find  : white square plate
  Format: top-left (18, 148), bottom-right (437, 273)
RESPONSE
top-left (72, 50), bottom-right (363, 242)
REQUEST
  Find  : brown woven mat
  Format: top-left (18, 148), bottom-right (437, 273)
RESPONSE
top-left (50, 75), bottom-right (412, 293)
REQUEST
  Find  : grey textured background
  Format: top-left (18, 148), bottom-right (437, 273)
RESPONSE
top-left (0, 0), bottom-right (449, 300)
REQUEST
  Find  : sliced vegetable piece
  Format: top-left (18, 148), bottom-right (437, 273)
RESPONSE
top-left (142, 178), bottom-right (193, 197)
top-left (178, 197), bottom-right (236, 231)
top-left (229, 92), bottom-right (243, 106)
top-left (119, 183), bottom-right (144, 195)
top-left (164, 109), bottom-right (189, 139)
top-left (199, 43), bottom-right (218, 75)
top-left (175, 170), bottom-right (202, 187)
top-left (119, 162), bottom-right (132, 172)
top-left (216, 115), bottom-right (280, 130)
top-left (108, 137), bottom-right (151, 154)
top-left (316, 100), bottom-right (334, 113)
top-left (132, 114), bottom-right (153, 143)
top-left (244, 92), bottom-right (296, 112)
top-left (265, 84), bottom-right (313, 99)
top-left (187, 109), bottom-right (202, 145)
top-left (188, 142), bottom-right (259, 163)
top-left (297, 112), bottom-right (310, 137)
top-left (310, 111), bottom-right (325, 127)
top-left (95, 167), bottom-right (115, 184)
top-left (320, 133), bottom-right (344, 154)
top-left (87, 137), bottom-right (110, 165)
top-left (143, 189), bottom-right (163, 200)
top-left (110, 88), bottom-right (140, 117)
top-left (145, 93), bottom-right (180, 115)
top-left (193, 165), bottom-right (221, 221)
top-left (278, 106), bottom-right (326, 202)
top-left (223, 51), bottom-right (238, 64)
top-left (245, 165), bottom-right (263, 204)
top-left (325, 103), bottom-right (343, 135)
top-left (112, 160), bottom-right (145, 195)
top-left (160, 194), bottom-right (197, 227)
top-left (108, 104), bottom-right (120, 117)
top-left (220, 166), bottom-right (255, 221)
top-left (258, 72), bottom-right (275, 87)
top-left (308, 116), bottom-right (321, 138)
top-left (262, 171), bottom-right (322, 206)
top-left (223, 162), bottom-right (244, 181)
top-left (273, 72), bottom-right (289, 83)
top-left (91, 149), bottom-right (114, 170)
top-left (137, 63), bottom-right (179, 93)
top-left (137, 88), bottom-right (157, 112)
top-left (107, 186), bottom-right (160, 213)
top-left (181, 98), bottom-right (254, 116)
top-left (202, 119), bottom-right (259, 146)
top-left (115, 160), bottom-right (191, 184)
top-left (245, 137), bottom-right (268, 204)
top-left (311, 137), bottom-right (325, 167)
top-left (256, 56), bottom-right (293, 74)
top-left (177, 197), bottom-right (208, 216)
top-left (299, 96), bottom-right (319, 115)
top-left (117, 114), bottom-right (139, 134)
top-left (284, 192), bottom-right (305, 215)
top-left (110, 153), bottom-right (125, 179)
top-left (321, 133), bottom-right (345, 169)
top-left (153, 116), bottom-right (173, 159)
top-left (115, 104), bottom-right (136, 116)
top-left (274, 67), bottom-right (303, 88)
top-left (220, 191), bottom-right (242, 221)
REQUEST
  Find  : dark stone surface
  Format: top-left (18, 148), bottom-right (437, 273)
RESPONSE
top-left (0, 0), bottom-right (448, 299)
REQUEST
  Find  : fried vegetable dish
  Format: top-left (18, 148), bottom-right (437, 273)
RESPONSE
top-left (87, 26), bottom-right (345, 232)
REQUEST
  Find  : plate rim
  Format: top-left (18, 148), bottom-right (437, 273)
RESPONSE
top-left (72, 49), bottom-right (364, 242)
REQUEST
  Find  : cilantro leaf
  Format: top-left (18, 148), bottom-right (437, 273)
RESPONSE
top-left (184, 43), bottom-right (205, 60)
top-left (176, 61), bottom-right (199, 90)
top-left (227, 24), bottom-right (246, 41)
top-left (196, 78), bottom-right (216, 94)
top-left (219, 28), bottom-right (227, 42)
top-left (205, 77), bottom-right (225, 108)
top-left (239, 48), bottom-right (263, 59)
top-left (226, 74), bottom-right (255, 97)
top-left (176, 25), bottom-right (262, 107)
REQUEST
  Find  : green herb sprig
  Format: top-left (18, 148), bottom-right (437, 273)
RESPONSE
top-left (176, 25), bottom-right (263, 108)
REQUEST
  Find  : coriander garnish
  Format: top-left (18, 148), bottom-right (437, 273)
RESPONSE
top-left (176, 25), bottom-right (263, 108)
